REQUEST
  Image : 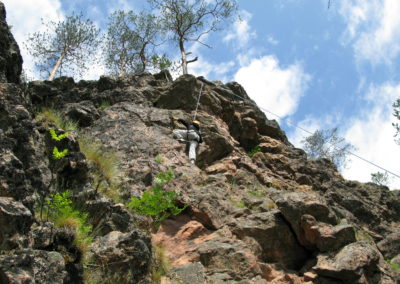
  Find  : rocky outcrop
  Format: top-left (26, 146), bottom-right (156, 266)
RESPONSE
top-left (0, 1), bottom-right (22, 83)
top-left (0, 1), bottom-right (399, 282)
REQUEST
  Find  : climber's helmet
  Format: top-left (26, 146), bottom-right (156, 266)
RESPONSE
top-left (192, 120), bottom-right (201, 126)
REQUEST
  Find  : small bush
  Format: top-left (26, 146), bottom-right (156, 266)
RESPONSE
top-left (46, 190), bottom-right (93, 255)
top-left (248, 145), bottom-right (261, 157)
top-left (127, 169), bottom-right (186, 227)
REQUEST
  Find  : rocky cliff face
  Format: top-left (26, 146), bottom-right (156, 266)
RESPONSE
top-left (0, 2), bottom-right (22, 84)
top-left (1, 2), bottom-right (400, 283)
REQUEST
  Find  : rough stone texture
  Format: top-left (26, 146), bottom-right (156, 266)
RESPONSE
top-left (0, 8), bottom-right (399, 281)
top-left (0, 249), bottom-right (66, 284)
top-left (230, 210), bottom-right (309, 269)
top-left (0, 1), bottom-right (22, 83)
top-left (312, 242), bottom-right (382, 283)
top-left (377, 231), bottom-right (400, 259)
top-left (164, 262), bottom-right (206, 284)
top-left (0, 197), bottom-right (33, 249)
top-left (90, 230), bottom-right (152, 283)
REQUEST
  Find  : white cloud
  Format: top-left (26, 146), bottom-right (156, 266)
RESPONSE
top-left (234, 55), bottom-right (311, 120)
top-left (266, 35), bottom-right (279, 46)
top-left (3, 0), bottom-right (64, 79)
top-left (190, 59), bottom-right (235, 82)
top-left (339, 0), bottom-right (400, 65)
top-left (223, 10), bottom-right (256, 48)
top-left (342, 83), bottom-right (400, 189)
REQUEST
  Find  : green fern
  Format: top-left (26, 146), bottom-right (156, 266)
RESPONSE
top-left (50, 128), bottom-right (70, 141)
top-left (53, 146), bottom-right (69, 160)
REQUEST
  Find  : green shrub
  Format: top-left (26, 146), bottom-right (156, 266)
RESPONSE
top-left (127, 169), bottom-right (186, 227)
top-left (248, 145), bottom-right (261, 157)
top-left (46, 190), bottom-right (93, 255)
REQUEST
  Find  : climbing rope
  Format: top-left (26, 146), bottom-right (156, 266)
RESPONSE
top-left (193, 82), bottom-right (204, 121)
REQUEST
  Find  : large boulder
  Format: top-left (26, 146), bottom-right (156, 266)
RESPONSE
top-left (312, 242), bottom-right (391, 283)
top-left (0, 1), bottom-right (22, 83)
top-left (230, 210), bottom-right (309, 269)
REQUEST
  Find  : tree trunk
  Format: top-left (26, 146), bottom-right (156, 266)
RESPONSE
top-left (48, 52), bottom-right (66, 81)
top-left (139, 45), bottom-right (147, 74)
top-left (179, 39), bottom-right (188, 75)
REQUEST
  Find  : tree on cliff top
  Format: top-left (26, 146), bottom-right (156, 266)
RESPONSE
top-left (301, 127), bottom-right (356, 170)
top-left (147, 0), bottom-right (237, 75)
top-left (25, 14), bottom-right (100, 81)
top-left (393, 98), bottom-right (400, 144)
top-left (104, 10), bottom-right (168, 76)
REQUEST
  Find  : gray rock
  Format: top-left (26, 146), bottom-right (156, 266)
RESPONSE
top-left (0, 1), bottom-right (22, 84)
top-left (377, 231), bottom-right (400, 259)
top-left (90, 230), bottom-right (152, 283)
top-left (0, 197), bottom-right (33, 249)
top-left (0, 249), bottom-right (66, 283)
top-left (312, 242), bottom-right (382, 283)
top-left (167, 262), bottom-right (206, 284)
top-left (230, 210), bottom-right (308, 269)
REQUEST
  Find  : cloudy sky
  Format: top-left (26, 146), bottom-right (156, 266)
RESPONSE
top-left (3, 0), bottom-right (400, 189)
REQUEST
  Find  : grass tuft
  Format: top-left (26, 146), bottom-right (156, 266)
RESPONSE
top-left (36, 108), bottom-right (78, 131)
top-left (78, 135), bottom-right (121, 198)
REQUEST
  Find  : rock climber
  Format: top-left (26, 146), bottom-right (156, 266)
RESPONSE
top-left (172, 118), bottom-right (203, 164)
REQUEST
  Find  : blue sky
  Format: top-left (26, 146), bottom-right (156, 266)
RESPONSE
top-left (4, 0), bottom-right (400, 188)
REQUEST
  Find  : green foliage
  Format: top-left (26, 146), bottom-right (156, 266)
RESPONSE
top-left (155, 154), bottom-right (164, 164)
top-left (151, 54), bottom-right (173, 72)
top-left (231, 200), bottom-right (246, 208)
top-left (393, 98), bottom-right (400, 144)
top-left (127, 169), bottom-right (186, 226)
top-left (147, 0), bottom-right (237, 74)
top-left (50, 128), bottom-right (70, 141)
top-left (371, 171), bottom-right (390, 186)
top-left (52, 146), bottom-right (69, 160)
top-left (104, 10), bottom-right (163, 76)
top-left (154, 168), bottom-right (174, 185)
top-left (46, 190), bottom-right (93, 255)
top-left (389, 261), bottom-right (400, 272)
top-left (301, 127), bottom-right (356, 170)
top-left (98, 102), bottom-right (110, 111)
top-left (36, 108), bottom-right (78, 131)
top-left (248, 145), bottom-right (261, 157)
top-left (49, 129), bottom-right (69, 160)
top-left (25, 13), bottom-right (100, 80)
top-left (78, 135), bottom-right (120, 194)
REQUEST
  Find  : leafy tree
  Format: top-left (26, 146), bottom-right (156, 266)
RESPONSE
top-left (393, 98), bottom-right (400, 144)
top-left (370, 171), bottom-right (390, 186)
top-left (105, 10), bottom-right (167, 76)
top-left (25, 13), bottom-right (100, 80)
top-left (301, 127), bottom-right (356, 169)
top-left (147, 0), bottom-right (237, 75)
